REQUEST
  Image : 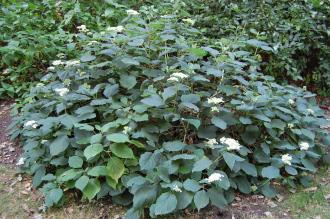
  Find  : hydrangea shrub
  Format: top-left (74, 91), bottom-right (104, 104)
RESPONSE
top-left (10, 15), bottom-right (330, 218)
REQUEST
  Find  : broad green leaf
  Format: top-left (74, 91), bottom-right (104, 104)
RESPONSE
top-left (188, 48), bottom-right (207, 57)
top-left (223, 152), bottom-right (244, 170)
top-left (162, 86), bottom-right (176, 100)
top-left (183, 179), bottom-right (201, 192)
top-left (87, 166), bottom-right (108, 176)
top-left (68, 156), bottom-right (83, 168)
top-left (58, 169), bottom-right (82, 182)
top-left (154, 192), bottom-right (177, 215)
top-left (107, 157), bottom-right (125, 182)
top-left (49, 135), bottom-right (69, 156)
top-left (75, 175), bottom-right (89, 191)
top-left (111, 143), bottom-right (135, 159)
top-left (194, 190), bottom-right (209, 211)
top-left (176, 190), bottom-right (193, 210)
top-left (241, 125), bottom-right (260, 145)
top-left (106, 133), bottom-right (129, 143)
top-left (141, 95), bottom-right (164, 107)
top-left (185, 118), bottom-right (201, 129)
top-left (81, 53), bottom-right (96, 62)
top-left (133, 185), bottom-right (158, 208)
top-left (121, 57), bottom-right (140, 66)
top-left (211, 116), bottom-right (227, 130)
top-left (192, 157), bottom-right (212, 172)
top-left (84, 144), bottom-right (103, 160)
top-left (83, 179), bottom-right (101, 201)
top-left (261, 166), bottom-right (280, 179)
top-left (208, 188), bottom-right (227, 208)
top-left (120, 74), bottom-right (137, 90)
top-left (241, 161), bottom-right (257, 177)
top-left (163, 141), bottom-right (186, 152)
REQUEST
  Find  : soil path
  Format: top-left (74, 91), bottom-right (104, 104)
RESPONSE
top-left (0, 100), bottom-right (20, 165)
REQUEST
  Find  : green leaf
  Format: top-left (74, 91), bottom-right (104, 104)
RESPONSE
top-left (84, 144), bottom-right (103, 160)
top-left (106, 133), bottom-right (129, 143)
top-left (49, 188), bottom-right (63, 204)
top-left (87, 166), bottom-right (108, 176)
top-left (133, 185), bottom-right (158, 208)
top-left (194, 190), bottom-right (209, 211)
top-left (188, 48), bottom-right (208, 57)
top-left (208, 188), bottom-right (227, 208)
top-left (81, 53), bottom-right (96, 62)
top-left (223, 152), bottom-right (244, 170)
top-left (162, 86), bottom-right (176, 100)
top-left (241, 125), bottom-right (260, 145)
top-left (75, 175), bottom-right (89, 191)
top-left (129, 140), bottom-right (145, 148)
top-left (49, 135), bottom-right (69, 156)
top-left (261, 183), bottom-right (277, 198)
top-left (107, 157), bottom-right (125, 182)
top-left (176, 190), bottom-right (193, 210)
top-left (139, 152), bottom-right (159, 170)
top-left (68, 156), bottom-right (83, 168)
top-left (121, 57), bottom-right (140, 66)
top-left (83, 178), bottom-right (101, 201)
top-left (58, 169), bottom-right (82, 182)
top-left (241, 161), bottom-right (257, 177)
top-left (181, 94), bottom-right (200, 104)
top-left (261, 166), bottom-right (280, 179)
top-left (183, 179), bottom-right (201, 192)
top-left (110, 143), bottom-right (135, 159)
top-left (141, 95), bottom-right (164, 107)
top-left (192, 157), bottom-right (212, 172)
top-left (211, 116), bottom-right (227, 130)
top-left (163, 141), bottom-right (186, 152)
top-left (154, 192), bottom-right (177, 215)
top-left (185, 118), bottom-right (201, 129)
top-left (285, 165), bottom-right (298, 175)
top-left (120, 74), bottom-right (137, 90)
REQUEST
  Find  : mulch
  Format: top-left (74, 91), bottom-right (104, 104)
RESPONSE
top-left (0, 100), bottom-right (21, 166)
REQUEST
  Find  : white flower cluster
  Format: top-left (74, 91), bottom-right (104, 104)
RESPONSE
top-left (206, 138), bottom-right (218, 149)
top-left (220, 137), bottom-right (241, 151)
top-left (52, 60), bottom-right (64, 66)
top-left (24, 120), bottom-right (38, 128)
top-left (206, 172), bottom-right (224, 183)
top-left (65, 60), bottom-right (80, 67)
top-left (281, 154), bottom-right (292, 165)
top-left (211, 106), bottom-right (220, 112)
top-left (168, 72), bottom-right (188, 82)
top-left (207, 97), bottom-right (224, 105)
top-left (36, 83), bottom-right (44, 88)
top-left (288, 99), bottom-right (295, 105)
top-left (47, 66), bottom-right (55, 71)
top-left (307, 108), bottom-right (314, 115)
top-left (172, 184), bottom-right (182, 193)
top-left (299, 141), bottom-right (310, 151)
top-left (126, 9), bottom-right (139, 15)
top-left (55, 88), bottom-right (69, 97)
top-left (77, 24), bottom-right (88, 33)
top-left (122, 126), bottom-right (132, 135)
top-left (287, 123), bottom-right (294, 129)
top-left (16, 157), bottom-right (25, 166)
top-left (182, 18), bottom-right (195, 25)
top-left (41, 140), bottom-right (48, 144)
top-left (107, 25), bottom-right (124, 33)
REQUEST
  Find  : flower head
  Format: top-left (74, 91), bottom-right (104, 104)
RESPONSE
top-left (281, 154), bottom-right (292, 165)
top-left (182, 18), bottom-right (195, 25)
top-left (77, 25), bottom-right (88, 33)
top-left (288, 99), bottom-right (295, 105)
top-left (220, 137), bottom-right (241, 151)
top-left (65, 60), bottom-right (80, 67)
top-left (171, 72), bottom-right (188, 79)
top-left (172, 184), bottom-right (182, 193)
top-left (207, 97), bottom-right (224, 105)
top-left (211, 106), bottom-right (219, 112)
top-left (41, 140), bottom-right (48, 144)
top-left (47, 66), bottom-right (55, 71)
top-left (168, 77), bottom-right (179, 82)
top-left (52, 60), bottom-right (63, 66)
top-left (206, 172), bottom-right (224, 183)
top-left (126, 9), bottom-right (139, 15)
top-left (288, 123), bottom-right (294, 129)
top-left (16, 157), bottom-right (25, 166)
top-left (299, 141), bottom-right (310, 151)
top-left (307, 108), bottom-right (314, 115)
top-left (55, 88), bottom-right (69, 97)
top-left (107, 25), bottom-right (125, 32)
top-left (122, 126), bottom-right (132, 135)
top-left (24, 120), bottom-right (38, 128)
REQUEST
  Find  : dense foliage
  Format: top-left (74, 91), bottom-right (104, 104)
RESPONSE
top-left (10, 12), bottom-right (330, 218)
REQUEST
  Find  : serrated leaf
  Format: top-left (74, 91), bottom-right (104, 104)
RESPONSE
top-left (120, 74), bottom-right (137, 90)
top-left (261, 166), bottom-right (280, 179)
top-left (68, 156), bottom-right (83, 168)
top-left (107, 156), bottom-right (125, 182)
top-left (192, 157), bottom-right (212, 172)
top-left (111, 143), bottom-right (135, 159)
top-left (84, 144), bottom-right (103, 160)
top-left (141, 95), bottom-right (164, 107)
top-left (49, 135), bottom-right (69, 156)
top-left (106, 133), bottom-right (129, 143)
top-left (194, 190), bottom-right (209, 211)
top-left (154, 192), bottom-right (177, 215)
